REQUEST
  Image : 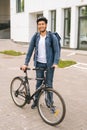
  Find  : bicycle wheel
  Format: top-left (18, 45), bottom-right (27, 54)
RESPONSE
top-left (10, 77), bottom-right (27, 107)
top-left (38, 88), bottom-right (66, 126)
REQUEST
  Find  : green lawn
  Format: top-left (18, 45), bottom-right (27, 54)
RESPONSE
top-left (0, 50), bottom-right (25, 56)
top-left (58, 59), bottom-right (76, 68)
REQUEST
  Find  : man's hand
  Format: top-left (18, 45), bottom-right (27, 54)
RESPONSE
top-left (21, 65), bottom-right (28, 71)
top-left (52, 64), bottom-right (58, 68)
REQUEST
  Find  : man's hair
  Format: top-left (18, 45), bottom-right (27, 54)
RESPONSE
top-left (36, 16), bottom-right (48, 24)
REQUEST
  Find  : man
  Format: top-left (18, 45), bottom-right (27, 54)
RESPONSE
top-left (21, 16), bottom-right (60, 109)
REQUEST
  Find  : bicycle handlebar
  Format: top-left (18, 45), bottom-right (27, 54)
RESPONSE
top-left (33, 67), bottom-right (45, 71)
top-left (20, 67), bottom-right (54, 73)
top-left (20, 67), bottom-right (30, 73)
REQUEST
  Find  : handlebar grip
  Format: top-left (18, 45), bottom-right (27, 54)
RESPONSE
top-left (20, 67), bottom-right (31, 73)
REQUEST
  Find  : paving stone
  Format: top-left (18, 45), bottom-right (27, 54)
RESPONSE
top-left (0, 40), bottom-right (87, 130)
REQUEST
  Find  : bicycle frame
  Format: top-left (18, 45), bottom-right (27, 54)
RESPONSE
top-left (22, 69), bottom-right (46, 103)
top-left (11, 67), bottom-right (66, 126)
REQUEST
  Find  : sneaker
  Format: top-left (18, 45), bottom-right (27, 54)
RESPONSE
top-left (31, 100), bottom-right (37, 109)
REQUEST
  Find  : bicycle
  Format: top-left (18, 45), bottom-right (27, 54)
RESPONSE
top-left (10, 67), bottom-right (66, 126)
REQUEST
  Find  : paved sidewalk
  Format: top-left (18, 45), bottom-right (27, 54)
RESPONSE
top-left (0, 40), bottom-right (87, 130)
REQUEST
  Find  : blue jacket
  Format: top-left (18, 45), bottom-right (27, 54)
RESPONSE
top-left (24, 31), bottom-right (60, 67)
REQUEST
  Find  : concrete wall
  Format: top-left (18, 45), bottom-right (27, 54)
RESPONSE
top-left (10, 0), bottom-right (29, 42)
top-left (27, 0), bottom-right (87, 12)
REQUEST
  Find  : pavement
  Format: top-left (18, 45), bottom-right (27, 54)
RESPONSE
top-left (0, 39), bottom-right (87, 130)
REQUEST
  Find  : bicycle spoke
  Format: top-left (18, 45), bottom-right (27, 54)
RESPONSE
top-left (38, 88), bottom-right (66, 125)
top-left (10, 77), bottom-right (27, 107)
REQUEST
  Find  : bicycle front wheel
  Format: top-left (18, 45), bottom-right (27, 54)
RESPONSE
top-left (38, 88), bottom-right (66, 126)
top-left (10, 77), bottom-right (27, 107)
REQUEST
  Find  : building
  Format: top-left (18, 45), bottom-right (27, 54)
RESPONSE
top-left (0, 0), bottom-right (87, 50)
top-left (0, 0), bottom-right (10, 39)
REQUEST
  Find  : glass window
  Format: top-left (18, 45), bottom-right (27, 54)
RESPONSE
top-left (80, 6), bottom-right (87, 16)
top-left (78, 6), bottom-right (87, 49)
top-left (64, 9), bottom-right (71, 38)
top-left (51, 10), bottom-right (56, 32)
top-left (16, 0), bottom-right (24, 13)
top-left (64, 8), bottom-right (71, 47)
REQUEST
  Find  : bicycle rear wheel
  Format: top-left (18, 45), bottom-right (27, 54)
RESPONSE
top-left (10, 77), bottom-right (27, 107)
top-left (38, 88), bottom-right (66, 126)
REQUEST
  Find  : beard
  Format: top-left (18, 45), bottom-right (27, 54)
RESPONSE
top-left (41, 30), bottom-right (46, 33)
top-left (39, 27), bottom-right (47, 33)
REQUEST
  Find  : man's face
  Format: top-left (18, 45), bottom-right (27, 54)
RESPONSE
top-left (37, 21), bottom-right (47, 33)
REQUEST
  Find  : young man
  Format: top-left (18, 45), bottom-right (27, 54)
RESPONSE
top-left (21, 16), bottom-right (60, 109)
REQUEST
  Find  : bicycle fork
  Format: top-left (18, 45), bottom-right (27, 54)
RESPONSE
top-left (24, 77), bottom-right (31, 104)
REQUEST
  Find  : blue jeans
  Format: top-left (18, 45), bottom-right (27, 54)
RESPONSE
top-left (35, 62), bottom-right (55, 100)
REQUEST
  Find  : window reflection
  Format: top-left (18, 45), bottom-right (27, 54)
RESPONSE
top-left (79, 6), bottom-right (87, 49)
top-left (16, 0), bottom-right (24, 13)
top-left (64, 8), bottom-right (71, 47)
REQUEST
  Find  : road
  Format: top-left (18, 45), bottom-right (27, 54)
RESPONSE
top-left (0, 40), bottom-right (87, 130)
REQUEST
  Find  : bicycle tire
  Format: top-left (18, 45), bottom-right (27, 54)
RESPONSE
top-left (37, 88), bottom-right (66, 126)
top-left (10, 77), bottom-right (27, 107)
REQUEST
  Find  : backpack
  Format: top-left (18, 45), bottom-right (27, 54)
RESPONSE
top-left (34, 31), bottom-right (61, 57)
top-left (49, 32), bottom-right (61, 57)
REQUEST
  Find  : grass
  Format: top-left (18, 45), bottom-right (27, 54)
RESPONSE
top-left (0, 50), bottom-right (25, 56)
top-left (58, 59), bottom-right (76, 68)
